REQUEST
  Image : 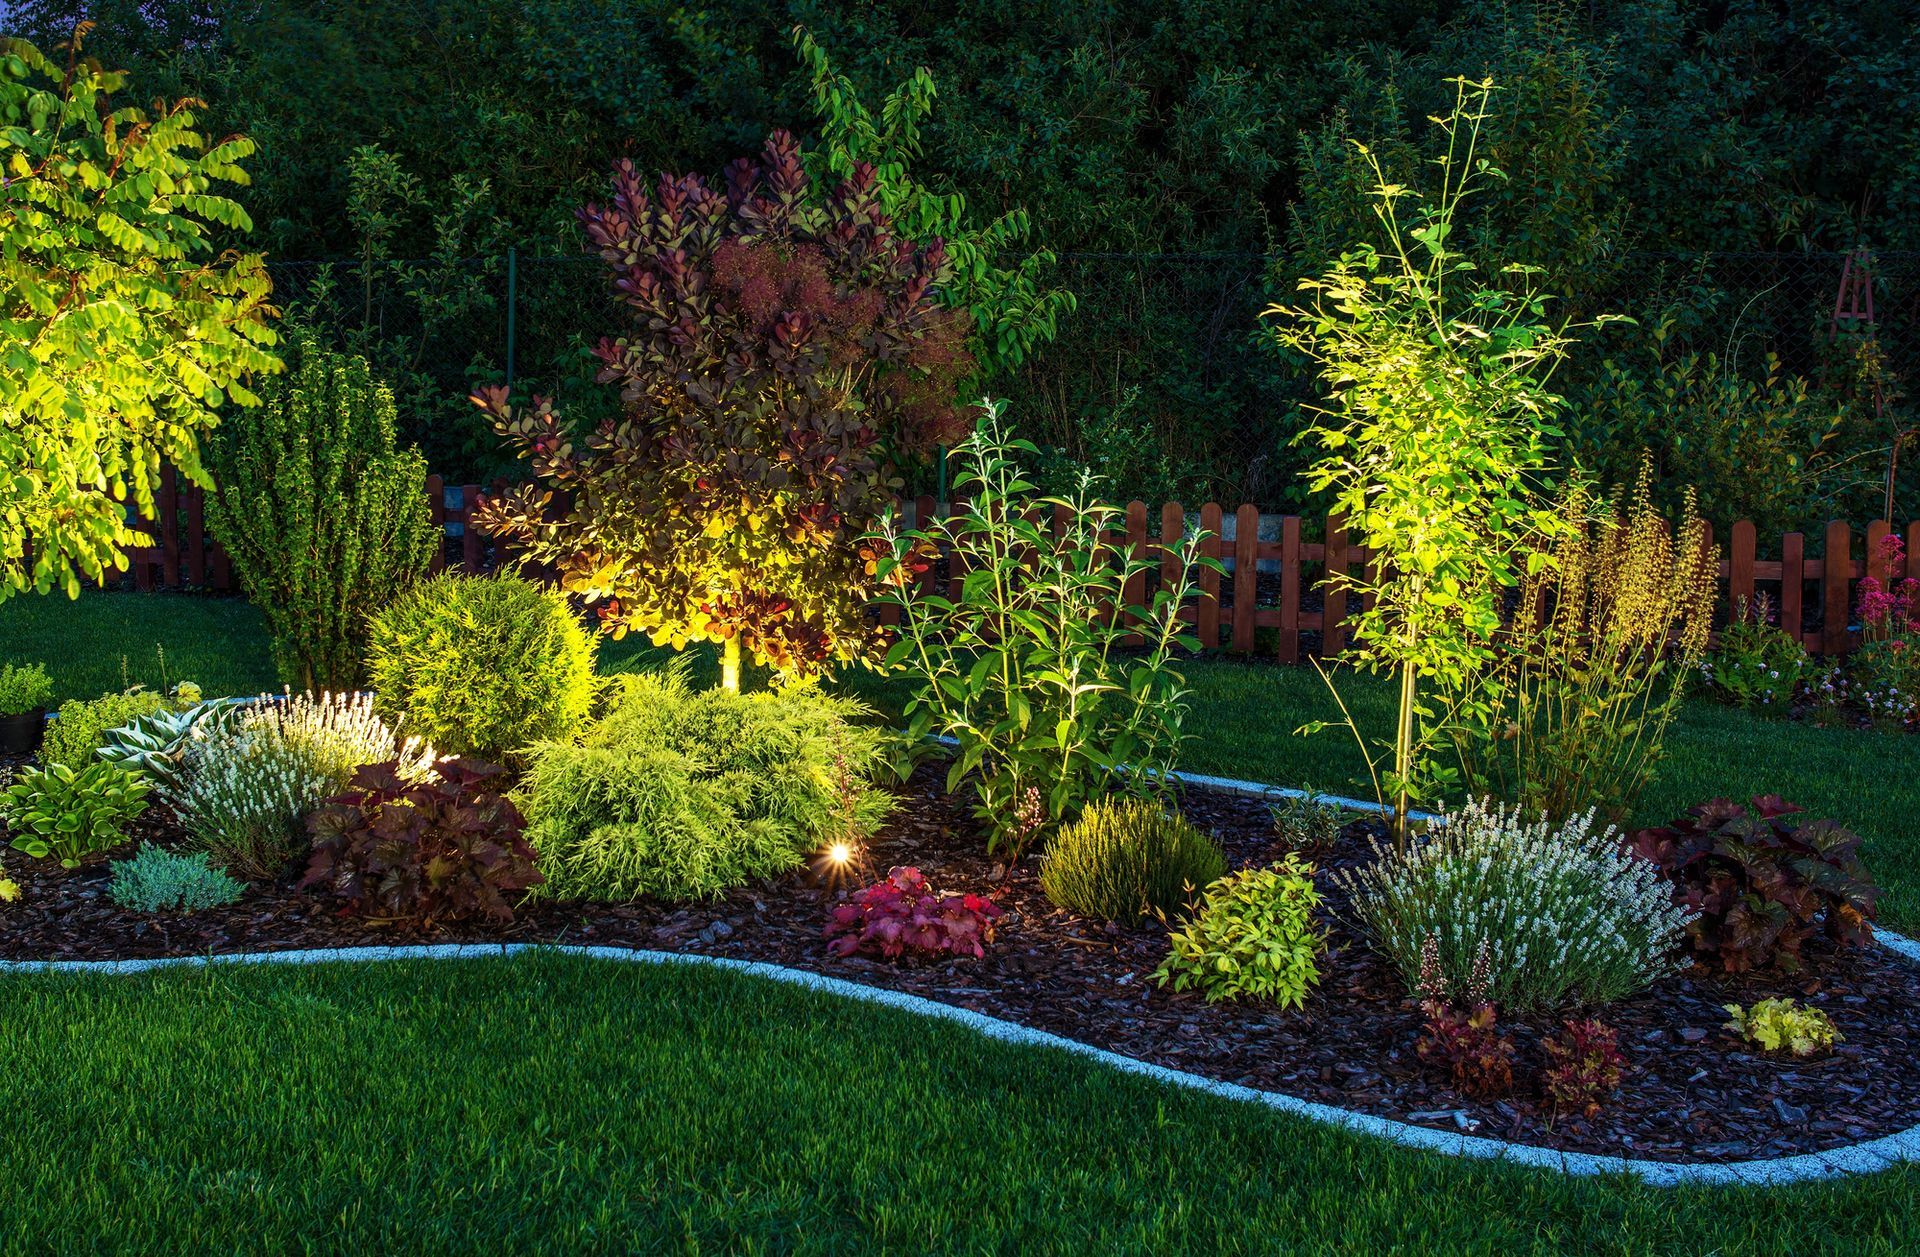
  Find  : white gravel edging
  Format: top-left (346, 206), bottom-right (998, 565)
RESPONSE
top-left (3, 939), bottom-right (1916, 1188)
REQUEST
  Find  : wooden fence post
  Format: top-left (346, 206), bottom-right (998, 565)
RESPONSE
top-left (1823, 520), bottom-right (1851, 656)
top-left (1278, 515), bottom-right (1301, 663)
top-left (1729, 520), bottom-right (1756, 616)
top-left (1322, 513), bottom-right (1349, 657)
top-left (1197, 503), bottom-right (1222, 648)
top-left (426, 475), bottom-right (447, 573)
top-left (1123, 500), bottom-right (1148, 643)
top-left (1230, 504), bottom-right (1258, 653)
top-left (1159, 501), bottom-right (1184, 636)
top-left (1780, 531), bottom-right (1804, 648)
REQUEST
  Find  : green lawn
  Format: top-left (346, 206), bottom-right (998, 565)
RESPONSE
top-left (6, 590), bottom-right (1917, 930)
top-left (0, 953), bottom-right (1913, 1255)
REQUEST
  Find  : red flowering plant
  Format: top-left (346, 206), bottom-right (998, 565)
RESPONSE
top-left (1414, 935), bottom-right (1516, 1098)
top-left (1850, 534), bottom-right (1920, 727)
top-left (824, 866), bottom-right (1002, 960)
top-left (473, 131), bottom-right (975, 691)
top-left (1541, 1019), bottom-right (1626, 1119)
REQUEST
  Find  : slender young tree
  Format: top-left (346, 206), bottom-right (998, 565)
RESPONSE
top-left (1267, 78), bottom-right (1586, 846)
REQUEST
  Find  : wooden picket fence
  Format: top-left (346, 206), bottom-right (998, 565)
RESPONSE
top-left (117, 468), bottom-right (1920, 661)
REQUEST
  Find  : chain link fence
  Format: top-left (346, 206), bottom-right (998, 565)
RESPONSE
top-left (264, 249), bottom-right (1920, 504)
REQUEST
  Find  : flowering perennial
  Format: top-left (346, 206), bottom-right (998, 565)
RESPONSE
top-left (1337, 798), bottom-right (1690, 1011)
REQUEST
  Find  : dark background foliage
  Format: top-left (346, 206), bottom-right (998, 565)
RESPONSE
top-left (10, 0), bottom-right (1920, 524)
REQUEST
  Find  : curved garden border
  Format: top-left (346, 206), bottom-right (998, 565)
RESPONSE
top-left (5, 936), bottom-right (1917, 1187)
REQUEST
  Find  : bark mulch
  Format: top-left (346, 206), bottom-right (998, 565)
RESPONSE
top-left (2, 756), bottom-right (1916, 1165)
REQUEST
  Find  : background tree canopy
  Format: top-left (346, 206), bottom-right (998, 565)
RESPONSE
top-left (13, 0), bottom-right (1918, 525)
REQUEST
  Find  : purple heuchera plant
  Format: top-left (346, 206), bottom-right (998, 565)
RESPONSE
top-left (824, 866), bottom-right (1002, 960)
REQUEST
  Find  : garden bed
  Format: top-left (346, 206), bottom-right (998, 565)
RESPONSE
top-left (3, 754), bottom-right (1916, 1165)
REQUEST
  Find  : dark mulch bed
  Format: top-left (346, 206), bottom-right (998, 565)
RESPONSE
top-left (3, 754), bottom-right (1916, 1164)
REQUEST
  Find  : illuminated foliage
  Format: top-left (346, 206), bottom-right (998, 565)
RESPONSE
top-left (0, 28), bottom-right (279, 601)
top-left (474, 131), bottom-right (974, 688)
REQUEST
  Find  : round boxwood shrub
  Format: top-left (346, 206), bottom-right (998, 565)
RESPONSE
top-left (367, 573), bottom-right (597, 761)
top-left (1039, 797), bottom-right (1227, 926)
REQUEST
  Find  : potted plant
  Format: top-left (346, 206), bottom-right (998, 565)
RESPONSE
top-left (0, 663), bottom-right (54, 755)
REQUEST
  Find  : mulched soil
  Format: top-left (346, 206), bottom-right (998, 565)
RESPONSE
top-left (3, 753), bottom-right (1916, 1164)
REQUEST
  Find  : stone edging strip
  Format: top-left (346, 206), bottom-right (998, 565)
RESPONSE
top-left (4, 939), bottom-right (1916, 1187)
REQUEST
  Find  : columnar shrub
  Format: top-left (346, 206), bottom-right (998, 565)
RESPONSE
top-left (1152, 857), bottom-right (1326, 1007)
top-left (869, 405), bottom-right (1215, 853)
top-left (1039, 798), bottom-right (1226, 926)
top-left (518, 668), bottom-right (892, 901)
top-left (367, 573), bottom-right (597, 762)
top-left (304, 759), bottom-right (541, 924)
top-left (206, 340), bottom-right (436, 689)
top-left (1337, 797), bottom-right (1689, 1012)
top-left (1630, 796), bottom-right (1877, 973)
top-left (0, 30), bottom-right (279, 601)
top-left (108, 844), bottom-right (245, 912)
top-left (473, 130), bottom-right (975, 690)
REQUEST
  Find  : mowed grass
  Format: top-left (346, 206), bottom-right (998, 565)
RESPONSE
top-left (8, 590), bottom-right (1910, 930)
top-left (0, 953), bottom-right (1915, 1256)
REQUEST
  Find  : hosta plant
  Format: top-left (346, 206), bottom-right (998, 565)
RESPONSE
top-left (1, 761), bottom-right (151, 867)
top-left (108, 843), bottom-right (245, 913)
top-left (473, 130), bottom-right (974, 689)
top-left (303, 759), bottom-right (542, 925)
top-left (1724, 998), bottom-right (1841, 1057)
top-left (98, 697), bottom-right (249, 795)
top-left (1153, 856), bottom-right (1325, 1008)
top-left (824, 866), bottom-right (1001, 960)
top-left (1541, 1018), bottom-right (1625, 1118)
top-left (1038, 797), bottom-right (1226, 926)
top-left (870, 404), bottom-right (1216, 852)
top-left (1630, 796), bottom-right (1877, 973)
top-left (1338, 797), bottom-right (1689, 1012)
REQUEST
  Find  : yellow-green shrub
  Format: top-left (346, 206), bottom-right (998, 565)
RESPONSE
top-left (1038, 798), bottom-right (1225, 926)
top-left (1153, 856), bottom-right (1326, 1007)
top-left (367, 573), bottom-right (596, 761)
top-left (40, 691), bottom-right (170, 770)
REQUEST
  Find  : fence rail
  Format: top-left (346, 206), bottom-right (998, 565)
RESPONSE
top-left (114, 468), bottom-right (1920, 661)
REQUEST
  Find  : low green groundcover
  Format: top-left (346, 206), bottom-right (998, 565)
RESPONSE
top-left (0, 955), bottom-right (1913, 1254)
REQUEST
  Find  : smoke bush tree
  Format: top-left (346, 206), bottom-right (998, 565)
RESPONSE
top-left (475, 131), bottom-right (975, 691)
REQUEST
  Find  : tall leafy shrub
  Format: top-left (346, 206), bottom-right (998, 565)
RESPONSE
top-left (206, 341), bottom-right (435, 689)
top-left (792, 26), bottom-right (1074, 382)
top-left (473, 130), bottom-right (975, 692)
top-left (870, 404), bottom-right (1216, 854)
top-left (0, 28), bottom-right (280, 601)
top-left (1265, 78), bottom-right (1581, 844)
